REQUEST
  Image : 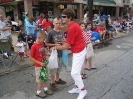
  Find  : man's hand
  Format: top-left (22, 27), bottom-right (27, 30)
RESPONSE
top-left (39, 62), bottom-right (46, 67)
top-left (1, 27), bottom-right (11, 31)
top-left (7, 27), bottom-right (11, 30)
top-left (54, 44), bottom-right (61, 46)
top-left (62, 38), bottom-right (66, 42)
top-left (34, 26), bottom-right (37, 29)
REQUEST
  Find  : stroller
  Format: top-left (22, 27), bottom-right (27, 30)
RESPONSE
top-left (0, 39), bottom-right (20, 68)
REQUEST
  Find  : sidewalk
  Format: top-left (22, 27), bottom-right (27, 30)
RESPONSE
top-left (0, 31), bottom-right (132, 76)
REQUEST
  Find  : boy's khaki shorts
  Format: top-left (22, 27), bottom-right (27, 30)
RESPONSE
top-left (35, 67), bottom-right (46, 83)
top-left (49, 57), bottom-right (62, 76)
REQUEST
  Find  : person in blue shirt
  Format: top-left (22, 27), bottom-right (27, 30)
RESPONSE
top-left (34, 25), bottom-right (40, 41)
top-left (26, 17), bottom-right (36, 35)
top-left (24, 14), bottom-right (29, 28)
top-left (50, 15), bottom-right (54, 23)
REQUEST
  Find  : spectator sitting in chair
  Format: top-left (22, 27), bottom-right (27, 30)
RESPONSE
top-left (125, 19), bottom-right (132, 30)
top-left (105, 17), bottom-right (114, 39)
top-left (120, 21), bottom-right (127, 32)
top-left (113, 19), bottom-right (119, 27)
top-left (95, 22), bottom-right (106, 41)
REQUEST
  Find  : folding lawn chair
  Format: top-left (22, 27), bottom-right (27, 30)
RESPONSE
top-left (0, 39), bottom-right (20, 68)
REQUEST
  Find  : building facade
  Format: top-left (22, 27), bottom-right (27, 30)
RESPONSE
top-left (0, 0), bottom-right (132, 22)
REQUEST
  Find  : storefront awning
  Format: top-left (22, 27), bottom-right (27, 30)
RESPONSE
top-left (94, 0), bottom-right (116, 5)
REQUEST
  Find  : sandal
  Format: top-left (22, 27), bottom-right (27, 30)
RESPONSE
top-left (81, 75), bottom-right (87, 79)
top-left (84, 68), bottom-right (91, 71)
top-left (81, 72), bottom-right (86, 75)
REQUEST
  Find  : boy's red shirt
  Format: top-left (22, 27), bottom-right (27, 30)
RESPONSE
top-left (66, 22), bottom-right (85, 53)
top-left (95, 26), bottom-right (105, 33)
top-left (30, 42), bottom-right (46, 67)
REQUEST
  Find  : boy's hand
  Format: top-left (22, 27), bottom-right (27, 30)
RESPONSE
top-left (46, 52), bottom-right (50, 56)
top-left (39, 62), bottom-right (46, 67)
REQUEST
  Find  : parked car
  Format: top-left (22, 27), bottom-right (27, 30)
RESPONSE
top-left (11, 21), bottom-right (18, 31)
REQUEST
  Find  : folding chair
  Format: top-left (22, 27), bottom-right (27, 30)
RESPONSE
top-left (0, 39), bottom-right (20, 68)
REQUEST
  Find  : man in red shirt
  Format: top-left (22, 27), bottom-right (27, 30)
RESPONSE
top-left (56, 8), bottom-right (87, 99)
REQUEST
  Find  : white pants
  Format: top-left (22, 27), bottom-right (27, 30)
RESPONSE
top-left (71, 48), bottom-right (86, 89)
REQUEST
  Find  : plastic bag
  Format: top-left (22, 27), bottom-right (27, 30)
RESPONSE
top-left (62, 50), bottom-right (68, 68)
top-left (86, 43), bottom-right (94, 58)
top-left (39, 67), bottom-right (48, 82)
top-left (47, 47), bottom-right (58, 69)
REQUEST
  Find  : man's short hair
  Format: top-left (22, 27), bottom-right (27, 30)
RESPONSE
top-left (54, 17), bottom-right (60, 21)
top-left (62, 8), bottom-right (75, 21)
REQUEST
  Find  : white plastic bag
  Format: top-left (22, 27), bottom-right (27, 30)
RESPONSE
top-left (86, 43), bottom-right (94, 58)
top-left (47, 47), bottom-right (58, 69)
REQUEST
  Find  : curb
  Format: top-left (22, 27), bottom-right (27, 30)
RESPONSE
top-left (93, 32), bottom-right (133, 46)
top-left (0, 32), bottom-right (132, 76)
top-left (0, 64), bottom-right (33, 76)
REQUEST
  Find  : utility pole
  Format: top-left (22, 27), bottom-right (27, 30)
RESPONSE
top-left (87, 0), bottom-right (93, 21)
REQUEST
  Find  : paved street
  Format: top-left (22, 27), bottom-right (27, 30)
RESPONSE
top-left (0, 34), bottom-right (133, 99)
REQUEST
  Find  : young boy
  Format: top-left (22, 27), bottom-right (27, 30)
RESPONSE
top-left (29, 30), bottom-right (53, 98)
top-left (45, 17), bottom-right (66, 91)
top-left (15, 38), bottom-right (25, 61)
top-left (27, 33), bottom-right (34, 49)
top-left (20, 28), bottom-right (28, 57)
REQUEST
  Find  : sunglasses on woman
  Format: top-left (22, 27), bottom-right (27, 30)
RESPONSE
top-left (62, 15), bottom-right (67, 18)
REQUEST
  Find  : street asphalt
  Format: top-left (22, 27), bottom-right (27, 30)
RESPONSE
top-left (0, 34), bottom-right (133, 99)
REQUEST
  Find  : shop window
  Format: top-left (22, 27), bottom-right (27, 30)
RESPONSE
top-left (123, 0), bottom-right (129, 4)
top-left (39, 2), bottom-right (53, 15)
top-left (60, 5), bottom-right (64, 9)
top-left (5, 6), bottom-right (14, 21)
top-left (67, 4), bottom-right (77, 18)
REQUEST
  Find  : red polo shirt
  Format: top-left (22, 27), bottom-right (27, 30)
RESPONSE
top-left (66, 22), bottom-right (85, 53)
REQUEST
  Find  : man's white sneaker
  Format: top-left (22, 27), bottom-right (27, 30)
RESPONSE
top-left (77, 90), bottom-right (87, 99)
top-left (68, 88), bottom-right (81, 93)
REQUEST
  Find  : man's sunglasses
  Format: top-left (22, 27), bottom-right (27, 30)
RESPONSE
top-left (62, 15), bottom-right (67, 18)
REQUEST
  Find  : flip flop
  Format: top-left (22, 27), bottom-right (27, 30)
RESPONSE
top-left (84, 68), bottom-right (91, 70)
top-left (81, 75), bottom-right (87, 79)
top-left (81, 73), bottom-right (86, 75)
top-left (90, 68), bottom-right (97, 70)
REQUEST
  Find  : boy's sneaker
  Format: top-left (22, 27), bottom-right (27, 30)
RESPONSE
top-left (36, 92), bottom-right (47, 98)
top-left (68, 88), bottom-right (81, 94)
top-left (45, 89), bottom-right (53, 95)
top-left (77, 90), bottom-right (87, 99)
top-left (55, 79), bottom-right (66, 84)
top-left (50, 83), bottom-right (58, 91)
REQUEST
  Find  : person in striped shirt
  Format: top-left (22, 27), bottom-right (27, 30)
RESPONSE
top-left (79, 22), bottom-right (96, 70)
